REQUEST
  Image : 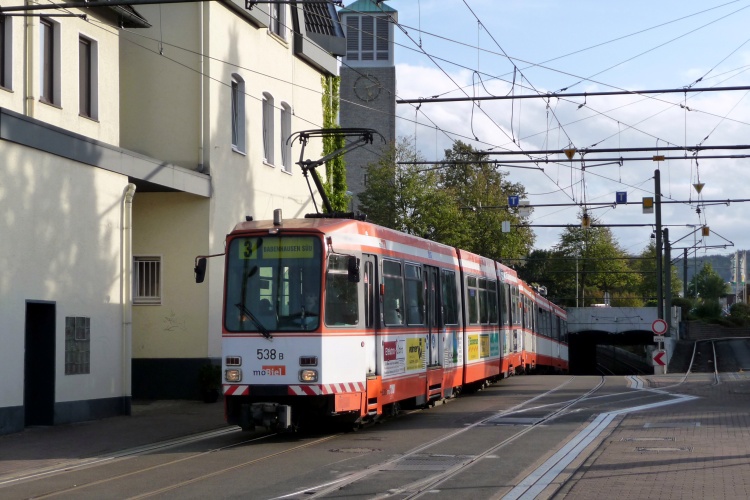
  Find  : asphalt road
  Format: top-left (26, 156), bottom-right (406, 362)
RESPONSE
top-left (3, 374), bottom-right (726, 500)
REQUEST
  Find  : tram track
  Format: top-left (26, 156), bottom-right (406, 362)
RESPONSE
top-left (5, 375), bottom-right (685, 500)
top-left (271, 377), bottom-right (605, 500)
top-left (11, 429), bottom-right (341, 500)
top-left (23, 377), bottom-right (589, 500)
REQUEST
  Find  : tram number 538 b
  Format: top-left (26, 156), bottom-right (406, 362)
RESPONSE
top-left (257, 349), bottom-right (284, 360)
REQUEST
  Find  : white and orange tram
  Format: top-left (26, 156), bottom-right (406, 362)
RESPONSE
top-left (204, 212), bottom-right (568, 431)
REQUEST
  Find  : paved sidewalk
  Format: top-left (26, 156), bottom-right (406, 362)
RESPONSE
top-left (551, 373), bottom-right (750, 499)
top-left (0, 399), bottom-right (230, 484)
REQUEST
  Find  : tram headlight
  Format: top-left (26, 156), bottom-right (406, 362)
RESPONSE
top-left (225, 369), bottom-right (242, 382)
top-left (299, 369), bottom-right (318, 382)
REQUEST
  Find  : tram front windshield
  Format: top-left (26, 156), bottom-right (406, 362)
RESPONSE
top-left (224, 236), bottom-right (322, 333)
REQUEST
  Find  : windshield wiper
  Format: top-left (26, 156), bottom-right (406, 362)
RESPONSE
top-left (236, 303), bottom-right (273, 340)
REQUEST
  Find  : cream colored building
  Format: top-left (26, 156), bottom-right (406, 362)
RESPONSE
top-left (119, 1), bottom-right (344, 399)
top-left (0, 0), bottom-right (344, 434)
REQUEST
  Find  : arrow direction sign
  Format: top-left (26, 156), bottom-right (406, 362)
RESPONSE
top-left (653, 350), bottom-right (666, 366)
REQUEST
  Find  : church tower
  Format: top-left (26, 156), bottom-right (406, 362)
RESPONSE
top-left (339, 0), bottom-right (398, 209)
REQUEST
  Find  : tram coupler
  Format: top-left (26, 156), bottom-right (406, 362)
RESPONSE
top-left (240, 402), bottom-right (292, 431)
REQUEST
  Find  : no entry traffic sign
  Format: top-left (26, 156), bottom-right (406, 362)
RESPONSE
top-left (651, 319), bottom-right (668, 335)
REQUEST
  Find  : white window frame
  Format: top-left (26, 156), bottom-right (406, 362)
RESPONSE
top-left (0, 15), bottom-right (12, 90)
top-left (78, 35), bottom-right (99, 119)
top-left (280, 102), bottom-right (292, 173)
top-left (269, 2), bottom-right (286, 40)
top-left (231, 74), bottom-right (246, 153)
top-left (134, 256), bottom-right (162, 305)
top-left (39, 18), bottom-right (61, 105)
top-left (262, 92), bottom-right (275, 165)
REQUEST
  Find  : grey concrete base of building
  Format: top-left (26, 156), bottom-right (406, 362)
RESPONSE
top-left (0, 396), bottom-right (130, 436)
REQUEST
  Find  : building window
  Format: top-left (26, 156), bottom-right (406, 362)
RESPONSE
top-left (0, 15), bottom-right (11, 90)
top-left (134, 256), bottom-right (162, 305)
top-left (269, 3), bottom-right (285, 39)
top-left (262, 92), bottom-right (274, 164)
top-left (40, 18), bottom-right (59, 105)
top-left (78, 36), bottom-right (98, 119)
top-left (65, 317), bottom-right (90, 375)
top-left (345, 15), bottom-right (389, 63)
top-left (231, 74), bottom-right (246, 152)
top-left (281, 102), bottom-right (292, 172)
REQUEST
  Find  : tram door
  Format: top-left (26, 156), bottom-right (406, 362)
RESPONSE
top-left (362, 254), bottom-right (379, 374)
top-left (425, 266), bottom-right (440, 366)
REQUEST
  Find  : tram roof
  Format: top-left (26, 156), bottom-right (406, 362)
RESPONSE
top-left (230, 217), bottom-right (456, 252)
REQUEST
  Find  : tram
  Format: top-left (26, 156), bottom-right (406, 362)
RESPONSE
top-left (196, 211), bottom-right (567, 431)
top-left (194, 128), bottom-right (567, 431)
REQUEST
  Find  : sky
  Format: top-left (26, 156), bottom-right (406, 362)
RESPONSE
top-left (371, 0), bottom-right (750, 265)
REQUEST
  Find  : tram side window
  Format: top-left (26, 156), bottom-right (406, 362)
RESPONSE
top-left (511, 286), bottom-right (521, 326)
top-left (487, 280), bottom-right (498, 324)
top-left (524, 296), bottom-right (532, 328)
top-left (325, 254), bottom-right (359, 326)
top-left (538, 308), bottom-right (546, 336)
top-left (383, 260), bottom-right (404, 325)
top-left (550, 312), bottom-right (555, 337)
top-left (501, 284), bottom-right (511, 327)
top-left (404, 263), bottom-right (424, 325)
top-left (467, 276), bottom-right (479, 325)
top-left (554, 315), bottom-right (560, 341)
top-left (441, 269), bottom-right (459, 325)
top-left (478, 279), bottom-right (489, 324)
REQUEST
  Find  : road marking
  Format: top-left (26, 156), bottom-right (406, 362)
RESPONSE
top-left (502, 393), bottom-right (697, 500)
top-left (625, 375), bottom-right (644, 389)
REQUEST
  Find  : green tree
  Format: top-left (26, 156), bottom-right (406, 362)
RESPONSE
top-left (358, 138), bottom-right (470, 246)
top-left (321, 76), bottom-right (349, 212)
top-left (439, 141), bottom-right (534, 261)
top-left (688, 262), bottom-right (729, 300)
top-left (517, 249), bottom-right (568, 304)
top-left (633, 242), bottom-right (683, 305)
top-left (551, 211), bottom-right (638, 307)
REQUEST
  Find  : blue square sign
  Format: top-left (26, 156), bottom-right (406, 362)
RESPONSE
top-left (616, 192), bottom-right (627, 204)
top-left (508, 196), bottom-right (520, 207)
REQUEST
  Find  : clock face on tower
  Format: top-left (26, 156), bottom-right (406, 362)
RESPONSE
top-left (353, 74), bottom-right (381, 102)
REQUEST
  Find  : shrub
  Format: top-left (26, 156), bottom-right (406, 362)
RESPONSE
top-left (729, 302), bottom-right (750, 326)
top-left (693, 299), bottom-right (722, 319)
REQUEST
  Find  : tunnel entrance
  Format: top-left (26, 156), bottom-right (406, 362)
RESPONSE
top-left (569, 330), bottom-right (655, 375)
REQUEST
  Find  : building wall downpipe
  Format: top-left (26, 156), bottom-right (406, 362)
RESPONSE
top-left (122, 184), bottom-right (136, 402)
